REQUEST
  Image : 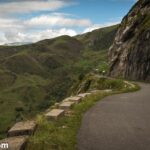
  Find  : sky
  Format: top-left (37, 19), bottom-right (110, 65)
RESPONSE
top-left (0, 0), bottom-right (136, 45)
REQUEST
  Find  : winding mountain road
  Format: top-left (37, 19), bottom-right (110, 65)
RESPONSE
top-left (77, 83), bottom-right (150, 150)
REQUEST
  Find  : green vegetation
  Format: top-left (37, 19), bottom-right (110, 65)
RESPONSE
top-left (76, 25), bottom-right (118, 51)
top-left (97, 77), bottom-right (125, 90)
top-left (73, 49), bottom-right (108, 75)
top-left (27, 79), bottom-right (139, 150)
top-left (140, 14), bottom-right (150, 31)
top-left (71, 73), bottom-right (128, 94)
top-left (0, 25), bottom-right (118, 138)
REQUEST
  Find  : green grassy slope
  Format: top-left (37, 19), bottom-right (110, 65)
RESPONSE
top-left (0, 25), bottom-right (118, 138)
top-left (76, 25), bottom-right (118, 51)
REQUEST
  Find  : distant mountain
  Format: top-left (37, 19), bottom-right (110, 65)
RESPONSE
top-left (4, 42), bottom-right (31, 46)
top-left (0, 25), bottom-right (118, 139)
top-left (109, 0), bottom-right (150, 81)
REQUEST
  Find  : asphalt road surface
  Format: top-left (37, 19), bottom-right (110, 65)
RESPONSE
top-left (77, 83), bottom-right (150, 150)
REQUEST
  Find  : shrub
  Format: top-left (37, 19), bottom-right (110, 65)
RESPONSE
top-left (97, 77), bottom-right (124, 90)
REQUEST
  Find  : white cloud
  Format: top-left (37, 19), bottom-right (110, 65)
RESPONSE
top-left (0, 0), bottom-right (81, 44)
top-left (0, 16), bottom-right (121, 44)
top-left (0, 0), bottom-right (122, 45)
top-left (26, 14), bottom-right (91, 27)
top-left (0, 13), bottom-right (91, 31)
top-left (0, 12), bottom-right (91, 44)
top-left (2, 28), bottom-right (77, 44)
top-left (0, 33), bottom-right (7, 45)
top-left (0, 12), bottom-right (121, 44)
top-left (28, 28), bottom-right (77, 42)
top-left (0, 18), bottom-right (23, 31)
top-left (0, 0), bottom-right (72, 16)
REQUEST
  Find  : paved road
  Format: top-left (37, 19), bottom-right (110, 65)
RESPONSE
top-left (77, 83), bottom-right (150, 150)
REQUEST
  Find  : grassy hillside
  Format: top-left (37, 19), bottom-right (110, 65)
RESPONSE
top-left (76, 25), bottom-right (118, 51)
top-left (0, 25), bottom-right (118, 139)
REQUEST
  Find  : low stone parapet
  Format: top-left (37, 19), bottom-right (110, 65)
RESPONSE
top-left (45, 109), bottom-right (65, 120)
top-left (78, 93), bottom-right (91, 98)
top-left (64, 96), bottom-right (82, 104)
top-left (0, 136), bottom-right (28, 150)
top-left (59, 101), bottom-right (75, 111)
top-left (8, 121), bottom-right (37, 137)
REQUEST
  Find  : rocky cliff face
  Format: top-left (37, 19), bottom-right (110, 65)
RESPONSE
top-left (109, 0), bottom-right (150, 81)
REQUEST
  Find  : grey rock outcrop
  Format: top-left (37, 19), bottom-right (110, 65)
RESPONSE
top-left (109, 0), bottom-right (150, 81)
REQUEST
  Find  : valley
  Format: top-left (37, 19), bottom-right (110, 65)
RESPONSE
top-left (0, 25), bottom-right (118, 139)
